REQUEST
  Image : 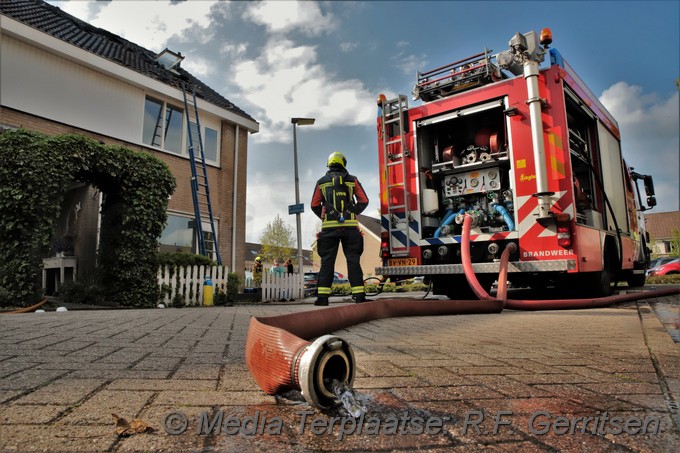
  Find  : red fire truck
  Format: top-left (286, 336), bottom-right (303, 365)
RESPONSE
top-left (376, 28), bottom-right (657, 298)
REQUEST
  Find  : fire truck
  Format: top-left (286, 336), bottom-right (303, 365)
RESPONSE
top-left (376, 28), bottom-right (657, 298)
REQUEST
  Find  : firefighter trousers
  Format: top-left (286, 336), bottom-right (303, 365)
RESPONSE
top-left (316, 227), bottom-right (364, 297)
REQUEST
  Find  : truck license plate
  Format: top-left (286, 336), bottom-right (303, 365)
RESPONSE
top-left (388, 258), bottom-right (417, 266)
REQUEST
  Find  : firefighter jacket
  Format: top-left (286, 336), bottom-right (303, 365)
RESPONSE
top-left (311, 166), bottom-right (369, 229)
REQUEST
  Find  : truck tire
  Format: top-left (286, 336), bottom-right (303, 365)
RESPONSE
top-left (589, 246), bottom-right (614, 297)
top-left (625, 271), bottom-right (646, 288)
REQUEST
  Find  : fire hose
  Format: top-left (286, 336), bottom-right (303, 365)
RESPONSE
top-left (245, 214), bottom-right (679, 409)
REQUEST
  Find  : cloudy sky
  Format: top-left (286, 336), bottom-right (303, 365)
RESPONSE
top-left (47, 0), bottom-right (679, 248)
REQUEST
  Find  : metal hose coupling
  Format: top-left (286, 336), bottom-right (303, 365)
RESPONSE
top-left (296, 335), bottom-right (355, 409)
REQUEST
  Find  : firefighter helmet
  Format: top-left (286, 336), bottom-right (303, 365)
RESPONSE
top-left (255, 256), bottom-right (262, 262)
top-left (327, 152), bottom-right (347, 168)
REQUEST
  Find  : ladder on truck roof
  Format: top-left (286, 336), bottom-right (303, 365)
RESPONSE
top-left (381, 95), bottom-right (411, 257)
top-left (181, 82), bottom-right (222, 265)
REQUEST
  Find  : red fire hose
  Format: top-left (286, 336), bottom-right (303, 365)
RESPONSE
top-left (245, 298), bottom-right (503, 408)
top-left (245, 214), bottom-right (679, 409)
top-left (459, 214), bottom-right (679, 310)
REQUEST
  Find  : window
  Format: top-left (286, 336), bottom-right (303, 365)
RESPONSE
top-left (159, 213), bottom-right (219, 258)
top-left (159, 214), bottom-right (195, 253)
top-left (203, 127), bottom-right (218, 162)
top-left (143, 97), bottom-right (183, 154)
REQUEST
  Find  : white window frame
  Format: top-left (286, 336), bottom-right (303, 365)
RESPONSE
top-left (143, 96), bottom-right (184, 155)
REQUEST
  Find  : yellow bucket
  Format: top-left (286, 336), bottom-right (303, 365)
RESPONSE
top-left (203, 278), bottom-right (214, 306)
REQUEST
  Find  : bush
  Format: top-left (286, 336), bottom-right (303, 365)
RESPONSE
top-left (226, 272), bottom-right (240, 303)
top-left (57, 274), bottom-right (106, 306)
top-left (647, 274), bottom-right (680, 285)
top-left (171, 293), bottom-right (185, 308)
top-left (0, 286), bottom-right (11, 307)
top-left (214, 288), bottom-right (229, 306)
top-left (0, 130), bottom-right (175, 307)
top-left (330, 283), bottom-right (351, 296)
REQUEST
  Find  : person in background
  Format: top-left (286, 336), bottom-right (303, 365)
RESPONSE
top-left (284, 258), bottom-right (295, 301)
top-left (252, 256), bottom-right (263, 288)
top-left (270, 259), bottom-right (284, 276)
top-left (311, 151), bottom-right (369, 306)
top-left (270, 259), bottom-right (286, 301)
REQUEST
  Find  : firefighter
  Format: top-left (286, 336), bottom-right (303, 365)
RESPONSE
top-left (252, 256), bottom-right (263, 287)
top-left (311, 151), bottom-right (369, 306)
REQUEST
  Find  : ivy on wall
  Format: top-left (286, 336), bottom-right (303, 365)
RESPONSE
top-left (0, 129), bottom-right (176, 308)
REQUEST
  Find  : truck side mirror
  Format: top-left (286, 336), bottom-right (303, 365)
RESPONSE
top-left (643, 175), bottom-right (655, 197)
top-left (647, 196), bottom-right (657, 208)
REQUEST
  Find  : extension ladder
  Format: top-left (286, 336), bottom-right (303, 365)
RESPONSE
top-left (380, 95), bottom-right (411, 257)
top-left (181, 82), bottom-right (222, 265)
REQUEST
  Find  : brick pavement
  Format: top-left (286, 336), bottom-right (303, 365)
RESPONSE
top-left (0, 294), bottom-right (678, 452)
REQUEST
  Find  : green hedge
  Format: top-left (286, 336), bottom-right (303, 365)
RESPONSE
top-left (0, 130), bottom-right (175, 307)
top-left (646, 274), bottom-right (680, 285)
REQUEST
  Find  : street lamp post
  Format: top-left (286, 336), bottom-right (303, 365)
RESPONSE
top-left (291, 117), bottom-right (315, 275)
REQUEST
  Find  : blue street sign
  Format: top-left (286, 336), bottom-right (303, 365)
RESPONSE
top-left (288, 203), bottom-right (304, 215)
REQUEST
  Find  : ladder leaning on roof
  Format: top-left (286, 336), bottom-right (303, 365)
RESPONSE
top-left (181, 81), bottom-right (222, 265)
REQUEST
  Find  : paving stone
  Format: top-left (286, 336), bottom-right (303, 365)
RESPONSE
top-left (0, 389), bottom-right (23, 404)
top-left (353, 376), bottom-right (427, 390)
top-left (1, 403), bottom-right (67, 424)
top-left (0, 424), bottom-right (116, 451)
top-left (62, 390), bottom-right (154, 425)
top-left (154, 390), bottom-right (276, 406)
top-left (1, 297), bottom-right (679, 451)
top-left (0, 368), bottom-right (69, 390)
top-left (172, 364), bottom-right (221, 381)
top-left (15, 378), bottom-right (106, 405)
top-left (106, 379), bottom-right (215, 391)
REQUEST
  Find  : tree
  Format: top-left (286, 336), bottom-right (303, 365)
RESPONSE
top-left (259, 215), bottom-right (295, 264)
top-left (670, 229), bottom-right (680, 257)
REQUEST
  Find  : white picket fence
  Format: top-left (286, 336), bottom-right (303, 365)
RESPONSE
top-left (157, 265), bottom-right (229, 306)
top-left (262, 272), bottom-right (303, 302)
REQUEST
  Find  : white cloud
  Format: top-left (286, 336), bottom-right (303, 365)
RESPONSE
top-left (390, 41), bottom-right (427, 76)
top-left (600, 82), bottom-right (679, 212)
top-left (230, 39), bottom-right (375, 143)
top-left (340, 42), bottom-right (358, 53)
top-left (243, 0), bottom-right (336, 36)
top-left (181, 55), bottom-right (213, 78)
top-left (246, 171), bottom-right (320, 247)
top-left (50, 0), bottom-right (216, 52)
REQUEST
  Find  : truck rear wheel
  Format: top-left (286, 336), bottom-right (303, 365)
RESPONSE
top-left (625, 271), bottom-right (646, 288)
top-left (588, 246), bottom-right (614, 297)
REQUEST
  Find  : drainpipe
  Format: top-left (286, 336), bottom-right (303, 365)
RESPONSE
top-left (231, 125), bottom-right (239, 273)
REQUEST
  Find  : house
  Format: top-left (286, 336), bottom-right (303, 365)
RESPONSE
top-left (311, 214), bottom-right (383, 279)
top-left (644, 211), bottom-right (680, 257)
top-left (0, 0), bottom-right (258, 285)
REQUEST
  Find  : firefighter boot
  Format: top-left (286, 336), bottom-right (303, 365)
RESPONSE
top-left (314, 297), bottom-right (329, 306)
top-left (355, 293), bottom-right (372, 303)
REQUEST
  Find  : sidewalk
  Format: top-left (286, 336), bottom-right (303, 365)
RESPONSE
top-left (1, 292), bottom-right (678, 452)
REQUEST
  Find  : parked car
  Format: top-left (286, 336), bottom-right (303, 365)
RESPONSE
top-left (647, 258), bottom-right (680, 276)
top-left (303, 272), bottom-right (318, 297)
top-left (303, 271), bottom-right (349, 297)
top-left (646, 257), bottom-right (675, 275)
